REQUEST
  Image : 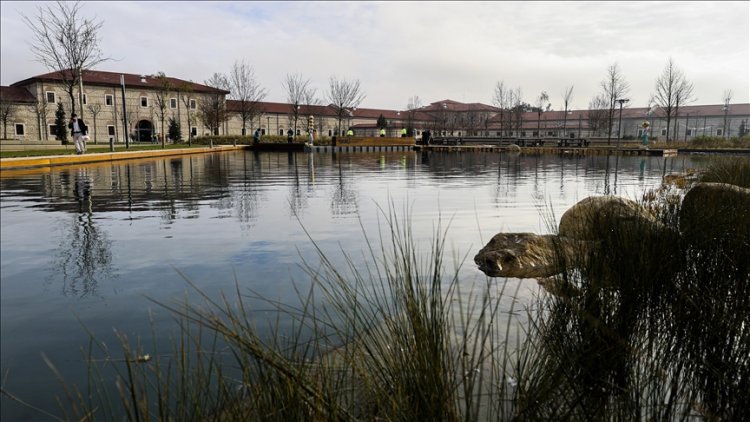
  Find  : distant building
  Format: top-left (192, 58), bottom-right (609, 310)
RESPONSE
top-left (1, 69), bottom-right (748, 142)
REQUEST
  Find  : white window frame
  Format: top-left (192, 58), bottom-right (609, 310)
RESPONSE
top-left (46, 91), bottom-right (56, 104)
top-left (107, 125), bottom-right (115, 136)
top-left (15, 123), bottom-right (25, 136)
top-left (170, 98), bottom-right (177, 109)
top-left (105, 94), bottom-right (114, 106)
top-left (140, 96), bottom-right (148, 107)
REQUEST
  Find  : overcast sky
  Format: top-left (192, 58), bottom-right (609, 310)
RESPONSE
top-left (2, 1), bottom-right (748, 110)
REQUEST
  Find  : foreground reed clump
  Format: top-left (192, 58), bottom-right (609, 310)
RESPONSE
top-left (4, 159), bottom-right (747, 421)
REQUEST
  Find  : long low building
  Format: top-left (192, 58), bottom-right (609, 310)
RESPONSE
top-left (1, 69), bottom-right (748, 144)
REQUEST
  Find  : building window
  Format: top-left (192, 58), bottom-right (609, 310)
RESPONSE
top-left (46, 92), bottom-right (56, 103)
top-left (49, 125), bottom-right (57, 136)
top-left (82, 94), bottom-right (87, 105)
top-left (661, 129), bottom-right (667, 136)
top-left (521, 131), bottom-right (526, 137)
top-left (261, 129), bottom-right (266, 135)
top-left (189, 99), bottom-right (196, 109)
top-left (107, 125), bottom-right (115, 136)
top-left (140, 96), bottom-right (148, 107)
top-left (105, 95), bottom-right (113, 106)
top-left (15, 124), bottom-right (25, 136)
top-left (716, 129), bottom-right (723, 136)
top-left (191, 127), bottom-right (197, 136)
top-left (170, 98), bottom-right (177, 109)
top-left (280, 129), bottom-right (284, 136)
top-left (686, 129), bottom-right (693, 136)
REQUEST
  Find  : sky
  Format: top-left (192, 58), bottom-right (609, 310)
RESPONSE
top-left (1, 1), bottom-right (748, 111)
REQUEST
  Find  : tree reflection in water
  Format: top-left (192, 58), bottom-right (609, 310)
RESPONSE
top-left (49, 168), bottom-right (115, 297)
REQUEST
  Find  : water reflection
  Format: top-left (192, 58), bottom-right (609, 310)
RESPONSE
top-left (0, 150), bottom-right (719, 421)
top-left (46, 168), bottom-right (115, 297)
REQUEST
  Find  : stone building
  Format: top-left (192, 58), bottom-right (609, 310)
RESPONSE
top-left (2, 69), bottom-right (748, 143)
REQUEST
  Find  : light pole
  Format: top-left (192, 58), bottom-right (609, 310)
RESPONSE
top-left (616, 98), bottom-right (629, 148)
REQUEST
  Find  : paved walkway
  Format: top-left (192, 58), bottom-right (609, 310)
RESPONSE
top-left (0, 145), bottom-right (245, 170)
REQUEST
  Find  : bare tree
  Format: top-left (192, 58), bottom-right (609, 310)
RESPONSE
top-left (86, 103), bottom-right (101, 144)
top-left (0, 94), bottom-right (15, 139)
top-left (587, 94), bottom-right (609, 136)
top-left (406, 95), bottom-right (422, 136)
top-left (562, 85), bottom-right (574, 138)
top-left (600, 63), bottom-right (630, 144)
top-left (34, 91), bottom-right (50, 141)
top-left (283, 73), bottom-right (311, 138)
top-left (178, 83), bottom-right (196, 144)
top-left (152, 72), bottom-right (172, 147)
top-left (535, 91), bottom-right (549, 136)
top-left (653, 58), bottom-right (693, 144)
top-left (23, 1), bottom-right (108, 118)
top-left (672, 78), bottom-right (695, 141)
top-left (228, 60), bottom-right (267, 136)
top-left (327, 76), bottom-right (366, 136)
top-left (509, 87), bottom-right (524, 135)
top-left (722, 89), bottom-right (732, 138)
top-left (200, 73), bottom-right (229, 135)
top-left (492, 82), bottom-right (508, 136)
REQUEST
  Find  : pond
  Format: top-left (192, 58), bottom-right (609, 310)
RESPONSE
top-left (0, 150), bottom-right (706, 420)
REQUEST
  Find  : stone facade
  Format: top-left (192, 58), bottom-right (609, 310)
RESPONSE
top-left (2, 69), bottom-right (749, 143)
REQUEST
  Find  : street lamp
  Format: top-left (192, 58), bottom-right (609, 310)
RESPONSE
top-left (616, 98), bottom-right (629, 148)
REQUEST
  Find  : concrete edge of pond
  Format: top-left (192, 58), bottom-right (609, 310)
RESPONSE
top-left (0, 145), bottom-right (248, 170)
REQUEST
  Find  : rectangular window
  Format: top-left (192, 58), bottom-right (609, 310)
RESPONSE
top-left (105, 95), bottom-right (113, 106)
top-left (170, 98), bottom-right (177, 109)
top-left (46, 92), bottom-right (56, 103)
top-left (261, 129), bottom-right (266, 135)
top-left (686, 129), bottom-right (693, 136)
top-left (716, 129), bottom-right (723, 136)
top-left (281, 129), bottom-right (285, 136)
top-left (15, 124), bottom-right (25, 136)
top-left (140, 96), bottom-right (148, 107)
top-left (521, 131), bottom-right (526, 137)
top-left (49, 125), bottom-right (57, 136)
top-left (661, 129), bottom-right (667, 136)
top-left (82, 94), bottom-right (87, 105)
top-left (189, 99), bottom-right (196, 109)
top-left (191, 127), bottom-right (197, 136)
top-left (107, 125), bottom-right (115, 136)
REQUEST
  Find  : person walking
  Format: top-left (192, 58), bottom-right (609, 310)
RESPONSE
top-left (68, 113), bottom-right (88, 154)
top-left (253, 128), bottom-right (261, 144)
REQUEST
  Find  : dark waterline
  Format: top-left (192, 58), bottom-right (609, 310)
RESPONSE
top-left (0, 151), bottom-right (707, 420)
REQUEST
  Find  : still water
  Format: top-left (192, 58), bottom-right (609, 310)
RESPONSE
top-left (1, 150), bottom-right (704, 419)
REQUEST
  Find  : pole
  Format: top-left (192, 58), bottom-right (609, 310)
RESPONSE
top-left (617, 101), bottom-right (623, 149)
top-left (121, 74), bottom-right (129, 149)
top-left (77, 67), bottom-right (85, 118)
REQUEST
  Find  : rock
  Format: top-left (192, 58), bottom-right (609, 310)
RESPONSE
top-left (558, 195), bottom-right (659, 241)
top-left (679, 182), bottom-right (750, 242)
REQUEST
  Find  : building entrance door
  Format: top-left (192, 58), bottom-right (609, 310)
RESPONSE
top-left (136, 120), bottom-right (153, 142)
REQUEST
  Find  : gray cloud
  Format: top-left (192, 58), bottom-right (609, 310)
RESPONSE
top-left (2, 1), bottom-right (747, 110)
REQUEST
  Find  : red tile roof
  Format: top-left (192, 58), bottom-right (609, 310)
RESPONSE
top-left (0, 86), bottom-right (37, 104)
top-left (11, 69), bottom-right (229, 95)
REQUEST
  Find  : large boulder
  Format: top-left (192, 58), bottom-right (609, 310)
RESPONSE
top-left (679, 182), bottom-right (750, 243)
top-left (558, 196), bottom-right (658, 241)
